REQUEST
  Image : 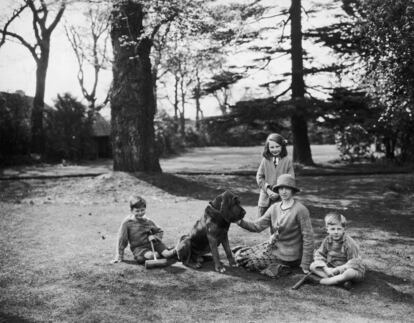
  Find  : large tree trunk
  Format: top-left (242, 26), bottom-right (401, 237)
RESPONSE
top-left (110, 0), bottom-right (161, 172)
top-left (290, 0), bottom-right (314, 165)
top-left (31, 51), bottom-right (49, 155)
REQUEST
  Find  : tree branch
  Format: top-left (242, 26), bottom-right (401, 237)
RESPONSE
top-left (274, 86), bottom-right (292, 101)
top-left (150, 9), bottom-right (180, 41)
top-left (0, 30), bottom-right (37, 61)
top-left (279, 17), bottom-right (291, 43)
top-left (46, 2), bottom-right (65, 33)
top-left (0, 3), bottom-right (29, 47)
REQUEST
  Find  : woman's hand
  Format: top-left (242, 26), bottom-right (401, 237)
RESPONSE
top-left (302, 268), bottom-right (310, 274)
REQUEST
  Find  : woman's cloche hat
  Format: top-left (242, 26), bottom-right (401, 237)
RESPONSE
top-left (272, 174), bottom-right (300, 193)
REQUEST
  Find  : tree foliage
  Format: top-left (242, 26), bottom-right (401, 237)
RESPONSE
top-left (0, 92), bottom-right (31, 163)
top-left (342, 0), bottom-right (414, 161)
top-left (44, 93), bottom-right (94, 161)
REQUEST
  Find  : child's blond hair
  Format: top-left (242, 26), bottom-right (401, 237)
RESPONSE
top-left (324, 212), bottom-right (346, 227)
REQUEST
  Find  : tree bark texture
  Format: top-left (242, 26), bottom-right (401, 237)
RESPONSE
top-left (31, 49), bottom-right (49, 155)
top-left (110, 0), bottom-right (161, 172)
top-left (290, 0), bottom-right (314, 165)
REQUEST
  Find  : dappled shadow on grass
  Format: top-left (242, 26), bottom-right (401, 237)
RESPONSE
top-left (133, 172), bottom-right (414, 238)
top-left (356, 270), bottom-right (414, 304)
top-left (186, 260), bottom-right (414, 306)
top-left (0, 180), bottom-right (33, 203)
top-left (133, 172), bottom-right (259, 205)
top-left (0, 312), bottom-right (34, 323)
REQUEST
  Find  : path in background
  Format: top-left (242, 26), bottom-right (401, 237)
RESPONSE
top-left (0, 145), bottom-right (339, 179)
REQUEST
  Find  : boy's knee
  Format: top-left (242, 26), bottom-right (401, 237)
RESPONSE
top-left (144, 251), bottom-right (159, 260)
top-left (162, 248), bottom-right (177, 259)
top-left (135, 255), bottom-right (146, 265)
top-left (344, 268), bottom-right (364, 282)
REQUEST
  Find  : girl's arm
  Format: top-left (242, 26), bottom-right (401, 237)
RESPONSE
top-left (256, 159), bottom-right (269, 191)
top-left (287, 157), bottom-right (295, 176)
top-left (238, 210), bottom-right (272, 232)
top-left (297, 208), bottom-right (315, 272)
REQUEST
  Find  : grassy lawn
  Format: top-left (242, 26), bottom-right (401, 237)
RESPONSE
top-left (161, 145), bottom-right (339, 172)
top-left (1, 147), bottom-right (414, 322)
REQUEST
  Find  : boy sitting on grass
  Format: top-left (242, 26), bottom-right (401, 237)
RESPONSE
top-left (110, 195), bottom-right (176, 265)
top-left (309, 212), bottom-right (365, 289)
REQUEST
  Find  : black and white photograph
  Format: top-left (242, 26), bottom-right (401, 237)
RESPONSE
top-left (1, 0), bottom-right (413, 322)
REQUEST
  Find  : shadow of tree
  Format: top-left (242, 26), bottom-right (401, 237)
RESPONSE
top-left (355, 270), bottom-right (414, 304)
top-left (179, 260), bottom-right (414, 306)
top-left (0, 312), bottom-right (34, 323)
top-left (134, 172), bottom-right (259, 206)
top-left (133, 172), bottom-right (414, 238)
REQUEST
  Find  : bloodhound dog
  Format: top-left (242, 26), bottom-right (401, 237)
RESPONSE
top-left (176, 190), bottom-right (246, 273)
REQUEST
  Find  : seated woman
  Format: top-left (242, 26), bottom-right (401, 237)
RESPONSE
top-left (234, 174), bottom-right (314, 277)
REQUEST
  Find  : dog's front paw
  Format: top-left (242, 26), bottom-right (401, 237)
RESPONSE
top-left (215, 265), bottom-right (226, 273)
top-left (229, 260), bottom-right (238, 267)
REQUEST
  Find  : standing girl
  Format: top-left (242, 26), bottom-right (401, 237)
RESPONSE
top-left (256, 133), bottom-right (294, 219)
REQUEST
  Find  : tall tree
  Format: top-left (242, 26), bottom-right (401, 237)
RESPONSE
top-left (289, 0), bottom-right (313, 164)
top-left (0, 0), bottom-right (65, 155)
top-left (111, 0), bottom-right (204, 172)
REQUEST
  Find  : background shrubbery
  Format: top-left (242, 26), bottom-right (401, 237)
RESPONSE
top-left (44, 93), bottom-right (95, 162)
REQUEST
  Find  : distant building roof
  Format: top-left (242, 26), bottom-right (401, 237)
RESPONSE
top-left (92, 113), bottom-right (111, 137)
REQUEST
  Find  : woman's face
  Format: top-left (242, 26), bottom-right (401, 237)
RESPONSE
top-left (268, 141), bottom-right (282, 156)
top-left (278, 186), bottom-right (293, 200)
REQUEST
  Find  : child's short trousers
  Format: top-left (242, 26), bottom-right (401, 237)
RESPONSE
top-left (132, 241), bottom-right (168, 261)
top-left (312, 259), bottom-right (365, 282)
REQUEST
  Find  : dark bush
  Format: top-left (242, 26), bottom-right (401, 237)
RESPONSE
top-left (44, 93), bottom-right (94, 162)
top-left (0, 92), bottom-right (32, 165)
top-left (154, 110), bottom-right (185, 156)
top-left (335, 125), bottom-right (373, 162)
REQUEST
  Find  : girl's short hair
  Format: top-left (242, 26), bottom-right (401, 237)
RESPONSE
top-left (324, 212), bottom-right (346, 227)
top-left (262, 133), bottom-right (288, 159)
top-left (129, 195), bottom-right (146, 210)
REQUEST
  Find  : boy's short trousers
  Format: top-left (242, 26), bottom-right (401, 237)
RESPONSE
top-left (132, 241), bottom-right (168, 262)
top-left (312, 259), bottom-right (365, 282)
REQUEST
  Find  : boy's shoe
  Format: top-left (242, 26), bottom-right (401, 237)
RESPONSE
top-left (341, 281), bottom-right (353, 290)
top-left (304, 273), bottom-right (321, 285)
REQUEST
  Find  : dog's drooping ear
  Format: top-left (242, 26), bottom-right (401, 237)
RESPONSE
top-left (219, 190), bottom-right (237, 222)
top-left (209, 194), bottom-right (222, 212)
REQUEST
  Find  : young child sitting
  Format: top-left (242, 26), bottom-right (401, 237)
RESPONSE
top-left (309, 212), bottom-right (365, 289)
top-left (110, 195), bottom-right (176, 265)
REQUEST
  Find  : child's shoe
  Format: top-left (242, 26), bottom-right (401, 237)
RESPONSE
top-left (341, 281), bottom-right (353, 290)
top-left (304, 273), bottom-right (321, 285)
